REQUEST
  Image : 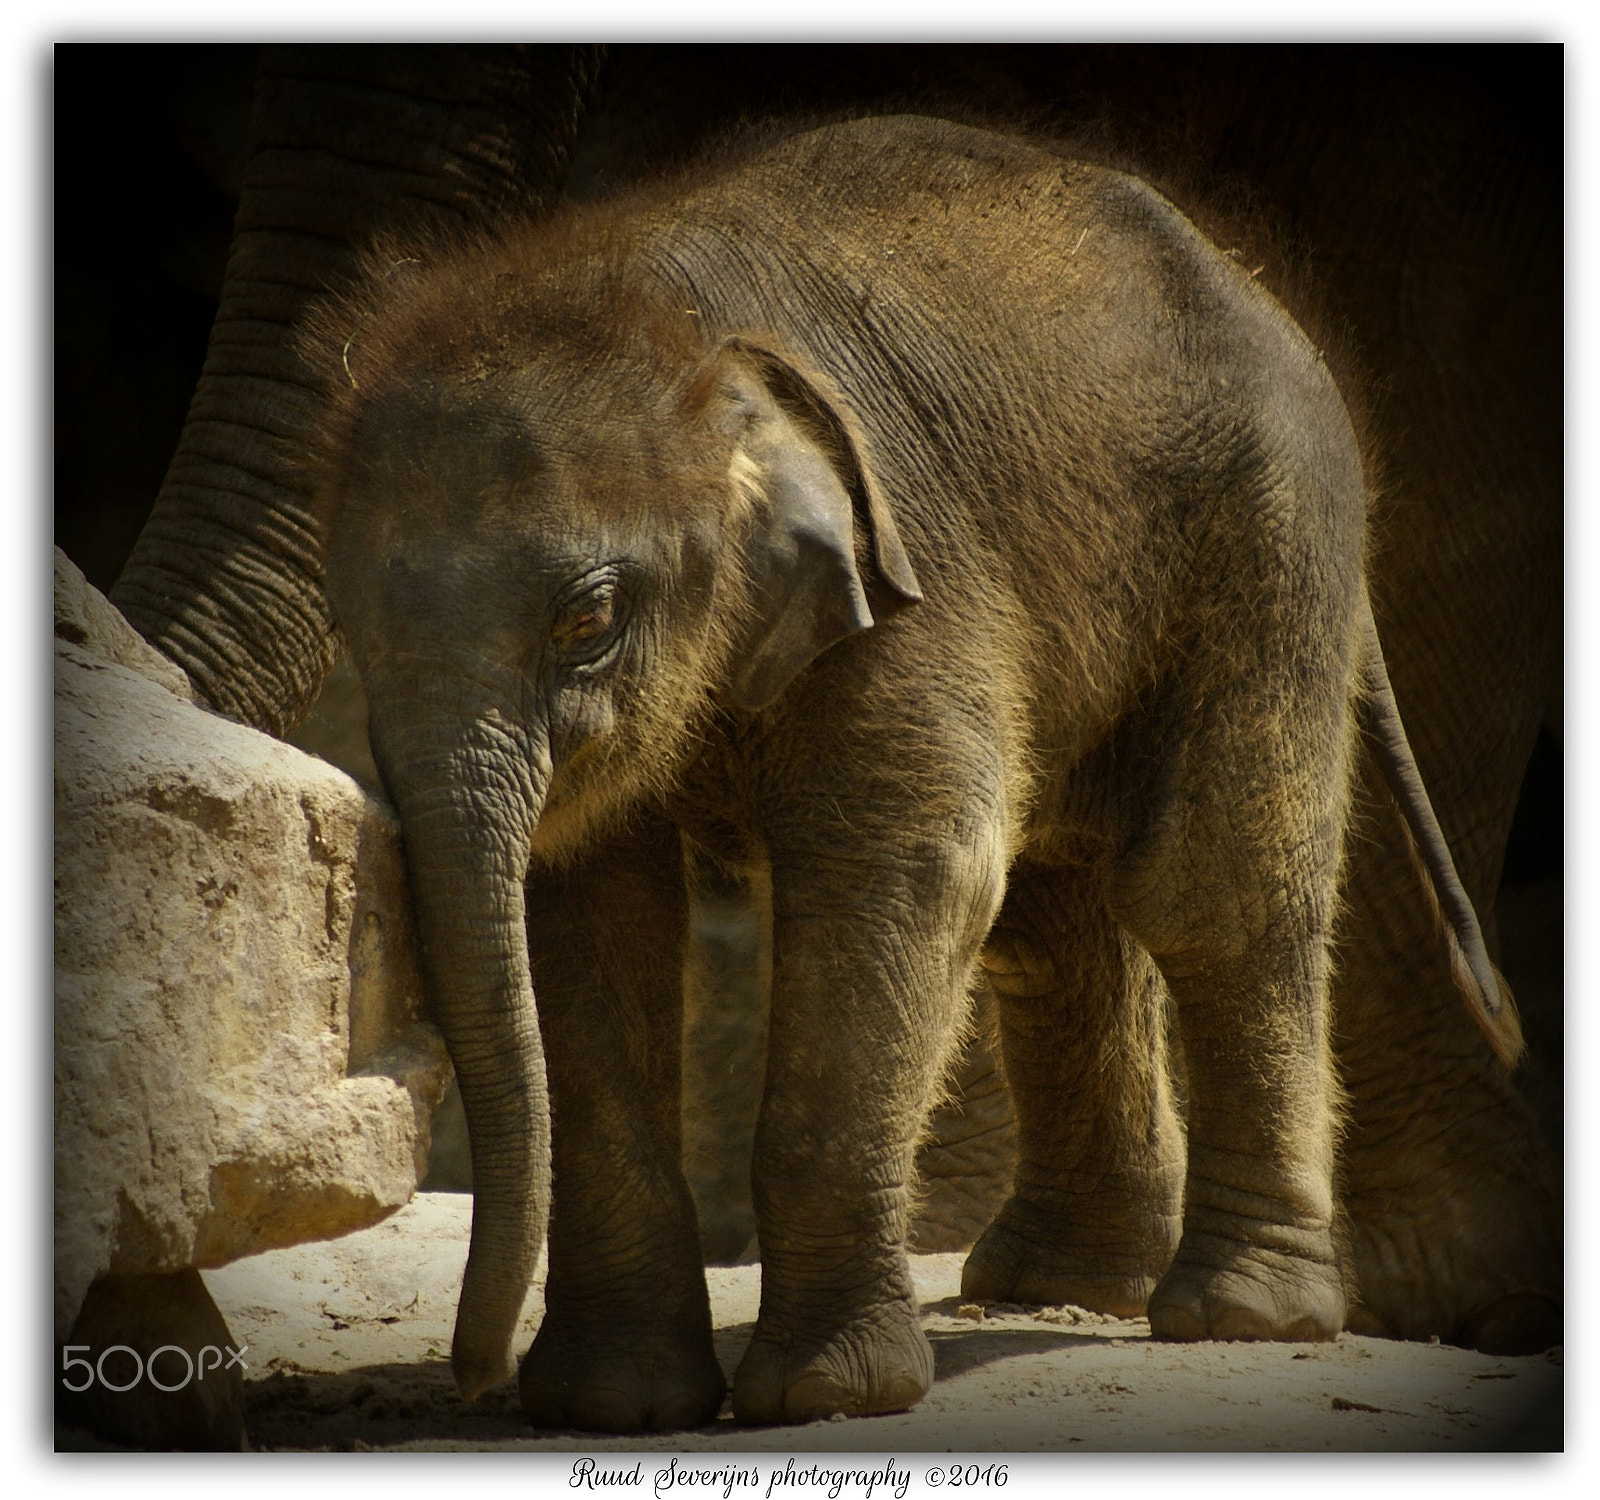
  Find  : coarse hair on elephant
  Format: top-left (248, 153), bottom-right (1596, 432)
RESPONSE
top-left (291, 115), bottom-right (1513, 1430)
top-left (90, 43), bottom-right (1559, 1386)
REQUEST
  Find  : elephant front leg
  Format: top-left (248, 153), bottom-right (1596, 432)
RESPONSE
top-left (961, 862), bottom-right (1185, 1315)
top-left (517, 817), bottom-right (727, 1433)
top-left (732, 823), bottom-right (1007, 1425)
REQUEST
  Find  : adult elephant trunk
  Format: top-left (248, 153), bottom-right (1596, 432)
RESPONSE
top-left (370, 698), bottom-right (552, 1400)
top-left (110, 43), bottom-right (602, 737)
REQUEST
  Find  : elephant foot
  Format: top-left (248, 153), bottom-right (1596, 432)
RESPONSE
top-left (520, 1319), bottom-right (726, 1434)
top-left (960, 1194), bottom-right (1178, 1316)
top-left (732, 1297), bottom-right (933, 1425)
top-left (1339, 1138), bottom-right (1561, 1355)
top-left (1458, 1292), bottom-right (1562, 1356)
top-left (1148, 1234), bottom-right (1345, 1342)
top-left (1350, 1290), bottom-right (1562, 1356)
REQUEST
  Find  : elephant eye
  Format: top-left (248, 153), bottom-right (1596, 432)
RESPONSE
top-left (555, 592), bottom-right (613, 644)
top-left (551, 575), bottom-right (622, 658)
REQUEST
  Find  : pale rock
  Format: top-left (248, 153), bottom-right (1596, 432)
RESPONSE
top-left (54, 549), bottom-right (449, 1342)
top-left (53, 546), bottom-right (195, 701)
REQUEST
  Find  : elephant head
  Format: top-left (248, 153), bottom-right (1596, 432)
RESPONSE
top-left (298, 240), bottom-right (919, 1396)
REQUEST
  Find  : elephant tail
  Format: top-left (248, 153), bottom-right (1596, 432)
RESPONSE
top-left (1356, 599), bottom-right (1525, 1067)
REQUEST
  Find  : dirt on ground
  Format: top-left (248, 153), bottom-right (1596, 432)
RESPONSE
top-left (185, 1193), bottom-right (1560, 1453)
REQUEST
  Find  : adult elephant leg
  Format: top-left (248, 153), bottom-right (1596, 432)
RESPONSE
top-left (961, 862), bottom-right (1183, 1313)
top-left (732, 776), bottom-right (1009, 1424)
top-left (1325, 321), bottom-right (1563, 1352)
top-left (518, 814), bottom-right (726, 1433)
top-left (1336, 798), bottom-right (1562, 1353)
top-left (111, 43), bottom-right (601, 736)
top-left (1336, 765), bottom-right (1562, 1352)
top-left (907, 978), bottom-right (1018, 1255)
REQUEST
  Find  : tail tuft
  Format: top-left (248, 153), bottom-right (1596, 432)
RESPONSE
top-left (1447, 935), bottom-right (1525, 1068)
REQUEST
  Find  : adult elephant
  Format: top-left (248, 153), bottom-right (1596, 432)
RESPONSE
top-left (107, 44), bottom-right (1560, 1360)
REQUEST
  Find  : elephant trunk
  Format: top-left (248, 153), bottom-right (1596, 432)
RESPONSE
top-left (110, 44), bottom-right (604, 738)
top-left (374, 702), bottom-right (551, 1401)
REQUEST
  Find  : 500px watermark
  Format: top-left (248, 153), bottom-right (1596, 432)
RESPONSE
top-left (60, 1343), bottom-right (248, 1393)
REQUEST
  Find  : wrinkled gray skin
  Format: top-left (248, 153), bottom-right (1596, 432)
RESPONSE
top-left (301, 115), bottom-right (1444, 1427)
top-left (110, 43), bottom-right (1558, 1390)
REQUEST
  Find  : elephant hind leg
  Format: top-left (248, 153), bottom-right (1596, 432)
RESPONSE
top-left (960, 861), bottom-right (1184, 1314)
top-left (1112, 701), bottom-right (1354, 1344)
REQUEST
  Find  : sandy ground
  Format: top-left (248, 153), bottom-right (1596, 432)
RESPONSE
top-left (192, 1193), bottom-right (1560, 1453)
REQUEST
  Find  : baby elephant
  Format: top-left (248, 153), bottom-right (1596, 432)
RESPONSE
top-left (301, 115), bottom-right (1512, 1431)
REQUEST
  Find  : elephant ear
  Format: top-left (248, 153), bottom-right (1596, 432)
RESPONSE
top-left (716, 338), bottom-right (922, 712)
